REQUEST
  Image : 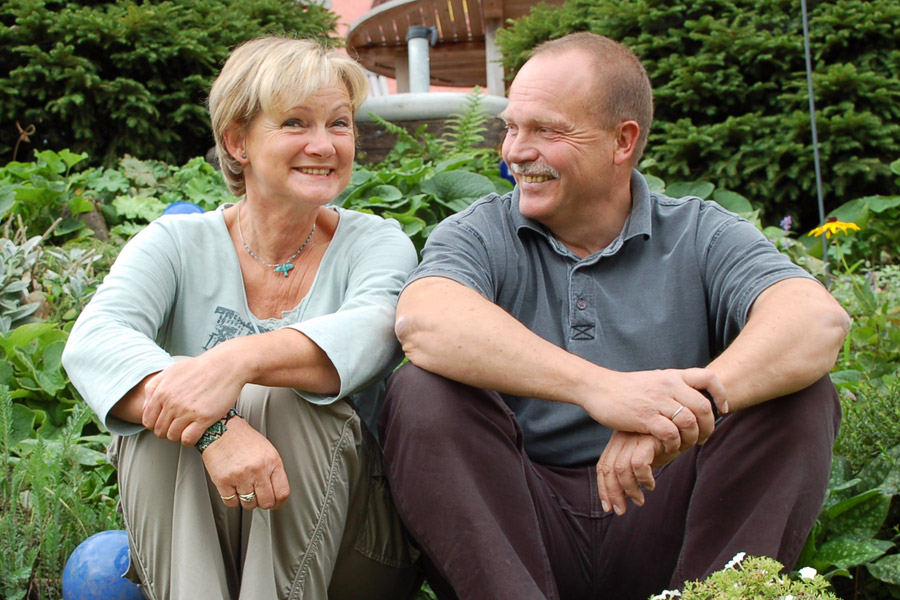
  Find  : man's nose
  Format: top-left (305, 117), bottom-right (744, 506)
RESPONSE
top-left (502, 131), bottom-right (539, 165)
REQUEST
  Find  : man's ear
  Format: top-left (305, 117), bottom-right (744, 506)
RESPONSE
top-left (613, 121), bottom-right (640, 166)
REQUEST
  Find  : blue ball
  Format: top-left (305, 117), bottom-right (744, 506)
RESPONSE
top-left (62, 530), bottom-right (144, 600)
top-left (162, 201), bottom-right (204, 216)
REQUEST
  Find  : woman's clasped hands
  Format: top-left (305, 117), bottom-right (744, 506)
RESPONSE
top-left (140, 349), bottom-right (290, 510)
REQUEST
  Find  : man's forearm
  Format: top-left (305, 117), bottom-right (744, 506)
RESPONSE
top-left (395, 277), bottom-right (721, 449)
top-left (396, 277), bottom-right (596, 405)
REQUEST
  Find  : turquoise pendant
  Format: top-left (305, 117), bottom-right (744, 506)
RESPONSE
top-left (274, 263), bottom-right (294, 277)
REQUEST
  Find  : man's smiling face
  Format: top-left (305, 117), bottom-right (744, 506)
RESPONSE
top-left (500, 48), bottom-right (619, 232)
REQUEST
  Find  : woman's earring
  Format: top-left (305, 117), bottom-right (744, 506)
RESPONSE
top-left (241, 152), bottom-right (247, 159)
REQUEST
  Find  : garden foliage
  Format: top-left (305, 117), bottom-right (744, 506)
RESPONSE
top-left (1, 388), bottom-right (120, 600)
top-left (650, 554), bottom-right (839, 600)
top-left (0, 0), bottom-right (338, 167)
top-left (495, 0), bottom-right (900, 228)
top-left (336, 96), bottom-right (512, 251)
top-left (1, 94), bottom-right (899, 597)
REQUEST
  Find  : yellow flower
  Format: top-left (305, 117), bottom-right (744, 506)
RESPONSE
top-left (809, 219), bottom-right (861, 238)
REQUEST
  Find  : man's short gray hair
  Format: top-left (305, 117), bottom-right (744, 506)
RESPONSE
top-left (530, 32), bottom-right (654, 161)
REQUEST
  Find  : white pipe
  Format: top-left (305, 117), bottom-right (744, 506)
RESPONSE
top-left (407, 26), bottom-right (435, 94)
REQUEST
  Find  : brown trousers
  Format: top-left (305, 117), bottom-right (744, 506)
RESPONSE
top-left (379, 364), bottom-right (840, 600)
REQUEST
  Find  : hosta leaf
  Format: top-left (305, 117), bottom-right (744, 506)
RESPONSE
top-left (420, 171), bottom-right (496, 204)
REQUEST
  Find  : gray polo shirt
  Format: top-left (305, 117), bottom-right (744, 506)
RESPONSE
top-left (407, 170), bottom-right (815, 466)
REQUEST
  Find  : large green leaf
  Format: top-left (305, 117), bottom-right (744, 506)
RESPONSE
top-left (0, 183), bottom-right (16, 216)
top-left (58, 148), bottom-right (88, 170)
top-left (85, 167), bottom-right (130, 194)
top-left (644, 174), bottom-right (665, 193)
top-left (865, 195), bottom-right (900, 214)
top-left (113, 194), bottom-right (166, 221)
top-left (712, 189), bottom-right (753, 214)
top-left (0, 322), bottom-right (59, 354)
top-left (385, 213), bottom-right (427, 238)
top-left (868, 554), bottom-right (900, 585)
top-left (67, 195), bottom-right (94, 215)
top-left (857, 445), bottom-right (900, 494)
top-left (665, 180), bottom-right (715, 200)
top-left (362, 185), bottom-right (404, 207)
top-left (0, 360), bottom-right (13, 387)
top-left (828, 197), bottom-right (869, 224)
top-left (420, 171), bottom-right (496, 204)
top-left (829, 370), bottom-right (862, 387)
top-left (817, 537), bottom-right (893, 570)
top-left (54, 217), bottom-right (87, 236)
top-left (826, 490), bottom-right (892, 539)
top-left (10, 402), bottom-right (38, 447)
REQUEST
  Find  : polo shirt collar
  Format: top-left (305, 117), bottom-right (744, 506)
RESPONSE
top-left (511, 169), bottom-right (653, 255)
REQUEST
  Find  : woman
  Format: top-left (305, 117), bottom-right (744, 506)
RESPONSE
top-left (62, 37), bottom-right (420, 599)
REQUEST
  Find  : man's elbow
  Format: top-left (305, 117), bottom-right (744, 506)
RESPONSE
top-left (396, 307), bottom-right (455, 375)
top-left (394, 312), bottom-right (430, 367)
top-left (819, 298), bottom-right (851, 370)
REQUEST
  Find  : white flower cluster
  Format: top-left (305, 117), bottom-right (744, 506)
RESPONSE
top-left (724, 552), bottom-right (747, 570)
top-left (649, 589), bottom-right (680, 599)
top-left (648, 554), bottom-right (823, 600)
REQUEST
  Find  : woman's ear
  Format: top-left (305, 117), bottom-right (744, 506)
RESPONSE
top-left (222, 124), bottom-right (246, 163)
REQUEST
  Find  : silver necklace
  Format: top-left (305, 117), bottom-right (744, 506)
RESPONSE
top-left (237, 204), bottom-right (316, 277)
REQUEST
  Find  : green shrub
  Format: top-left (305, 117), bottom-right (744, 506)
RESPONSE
top-left (1, 387), bottom-right (120, 600)
top-left (797, 449), bottom-right (900, 592)
top-left (0, 0), bottom-right (338, 167)
top-left (650, 554), bottom-right (839, 599)
top-left (495, 0), bottom-right (900, 227)
top-left (1, 148), bottom-right (236, 242)
top-left (0, 234), bottom-right (44, 334)
top-left (835, 375), bottom-right (900, 474)
top-left (819, 157), bottom-right (900, 267)
top-left (100, 154), bottom-right (235, 237)
top-left (0, 322), bottom-right (84, 441)
top-left (0, 149), bottom-right (97, 241)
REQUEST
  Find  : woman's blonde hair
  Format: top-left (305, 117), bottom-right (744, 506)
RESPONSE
top-left (208, 37), bottom-right (370, 196)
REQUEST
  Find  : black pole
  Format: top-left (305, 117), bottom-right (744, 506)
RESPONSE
top-left (801, 0), bottom-right (830, 285)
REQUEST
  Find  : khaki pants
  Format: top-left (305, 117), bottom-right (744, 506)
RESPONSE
top-left (112, 385), bottom-right (420, 599)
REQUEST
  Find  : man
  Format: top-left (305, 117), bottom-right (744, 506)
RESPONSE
top-left (379, 32), bottom-right (849, 600)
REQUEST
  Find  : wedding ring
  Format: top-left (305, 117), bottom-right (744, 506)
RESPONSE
top-left (221, 493), bottom-right (237, 501)
top-left (671, 405), bottom-right (685, 420)
top-left (239, 491), bottom-right (256, 503)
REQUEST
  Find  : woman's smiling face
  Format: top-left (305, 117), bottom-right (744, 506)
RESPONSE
top-left (240, 84), bottom-right (355, 207)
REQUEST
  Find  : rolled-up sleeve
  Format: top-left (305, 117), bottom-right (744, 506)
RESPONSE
top-left (61, 222), bottom-right (178, 435)
top-left (288, 216), bottom-right (418, 404)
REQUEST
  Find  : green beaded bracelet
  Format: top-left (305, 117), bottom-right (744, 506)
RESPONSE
top-left (195, 407), bottom-right (242, 453)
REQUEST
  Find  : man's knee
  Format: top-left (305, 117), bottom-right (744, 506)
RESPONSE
top-left (704, 374), bottom-right (840, 490)
top-left (381, 363), bottom-right (467, 439)
top-left (766, 374), bottom-right (841, 449)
